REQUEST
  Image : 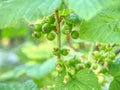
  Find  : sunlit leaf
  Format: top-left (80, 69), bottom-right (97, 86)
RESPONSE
top-left (0, 0), bottom-right (62, 28)
top-left (0, 58), bottom-right (56, 80)
top-left (21, 42), bottom-right (54, 59)
top-left (55, 69), bottom-right (100, 90)
top-left (64, 0), bottom-right (113, 20)
top-left (109, 58), bottom-right (120, 90)
top-left (80, 9), bottom-right (120, 43)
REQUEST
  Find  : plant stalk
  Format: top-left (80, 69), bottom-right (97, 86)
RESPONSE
top-left (55, 10), bottom-right (61, 59)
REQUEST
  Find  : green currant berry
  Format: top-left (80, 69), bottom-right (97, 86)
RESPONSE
top-left (99, 66), bottom-right (107, 73)
top-left (42, 23), bottom-right (52, 34)
top-left (56, 64), bottom-right (63, 73)
top-left (46, 15), bottom-right (55, 24)
top-left (68, 68), bottom-right (76, 76)
top-left (49, 15), bottom-right (55, 24)
top-left (69, 59), bottom-right (77, 67)
top-left (109, 53), bottom-right (115, 59)
top-left (65, 13), bottom-right (81, 25)
top-left (34, 24), bottom-right (42, 32)
top-left (93, 51), bottom-right (101, 59)
top-left (104, 57), bottom-right (113, 66)
top-left (62, 24), bottom-right (72, 34)
top-left (92, 64), bottom-right (98, 70)
top-left (98, 44), bottom-right (106, 50)
top-left (41, 18), bottom-right (47, 25)
top-left (61, 49), bottom-right (69, 56)
top-left (50, 16), bottom-right (55, 24)
top-left (71, 30), bottom-right (79, 39)
top-left (53, 48), bottom-right (61, 56)
top-left (105, 47), bottom-right (112, 51)
top-left (47, 32), bottom-right (56, 41)
top-left (85, 61), bottom-right (91, 68)
top-left (104, 57), bottom-right (111, 62)
top-left (102, 52), bottom-right (108, 59)
top-left (32, 32), bottom-right (41, 39)
top-left (63, 74), bottom-right (70, 84)
top-left (64, 60), bottom-right (70, 66)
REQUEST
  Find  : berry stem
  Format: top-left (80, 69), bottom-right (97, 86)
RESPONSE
top-left (66, 34), bottom-right (79, 51)
top-left (55, 10), bottom-right (61, 59)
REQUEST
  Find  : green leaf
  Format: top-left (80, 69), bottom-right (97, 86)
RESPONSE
top-left (55, 69), bottom-right (100, 90)
top-left (0, 0), bottom-right (61, 28)
top-left (109, 58), bottom-right (120, 90)
top-left (26, 57), bottom-right (56, 78)
top-left (0, 58), bottom-right (56, 80)
top-left (1, 24), bottom-right (28, 38)
top-left (109, 77), bottom-right (120, 90)
top-left (109, 58), bottom-right (120, 77)
top-left (0, 80), bottom-right (38, 90)
top-left (64, 0), bottom-right (113, 20)
top-left (80, 9), bottom-right (120, 43)
top-left (21, 42), bottom-right (54, 59)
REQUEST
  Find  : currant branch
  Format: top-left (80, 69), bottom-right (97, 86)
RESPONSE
top-left (55, 10), bottom-right (62, 59)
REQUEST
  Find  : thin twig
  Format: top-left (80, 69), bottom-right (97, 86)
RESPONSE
top-left (55, 10), bottom-right (61, 59)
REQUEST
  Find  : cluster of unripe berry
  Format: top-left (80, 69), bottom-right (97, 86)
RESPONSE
top-left (32, 13), bottom-right (81, 41)
top-left (55, 59), bottom-right (82, 83)
top-left (32, 14), bottom-right (56, 41)
top-left (31, 11), bottom-right (83, 84)
top-left (62, 13), bottom-right (80, 39)
top-left (91, 43), bottom-right (118, 73)
top-left (53, 48), bottom-right (69, 56)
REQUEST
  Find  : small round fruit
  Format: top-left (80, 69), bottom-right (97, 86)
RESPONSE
top-left (71, 30), bottom-right (79, 39)
top-left (68, 69), bottom-right (76, 76)
top-left (56, 64), bottom-right (63, 73)
top-left (109, 53), bottom-right (115, 59)
top-left (61, 49), bottom-right (69, 56)
top-left (53, 48), bottom-right (61, 56)
top-left (42, 23), bottom-right (52, 33)
top-left (92, 51), bottom-right (100, 58)
top-left (41, 18), bottom-right (47, 25)
top-left (85, 61), bottom-right (91, 68)
top-left (46, 15), bottom-right (55, 24)
top-left (50, 16), bottom-right (55, 24)
top-left (34, 24), bottom-right (42, 32)
top-left (63, 74), bottom-right (70, 84)
top-left (92, 64), bottom-right (98, 70)
top-left (65, 13), bottom-right (81, 25)
top-left (98, 44), bottom-right (106, 50)
top-left (32, 32), bottom-right (41, 38)
top-left (47, 32), bottom-right (56, 41)
top-left (106, 47), bottom-right (112, 51)
top-left (64, 60), bottom-right (70, 66)
top-left (62, 24), bottom-right (72, 34)
top-left (49, 15), bottom-right (55, 24)
top-left (99, 66), bottom-right (107, 73)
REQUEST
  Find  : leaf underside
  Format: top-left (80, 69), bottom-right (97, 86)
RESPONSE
top-left (0, 0), bottom-right (61, 28)
top-left (80, 9), bottom-right (120, 43)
